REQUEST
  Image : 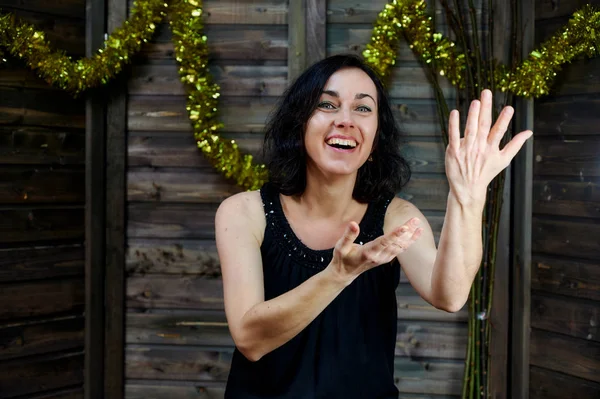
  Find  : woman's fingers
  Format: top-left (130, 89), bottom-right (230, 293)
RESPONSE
top-left (448, 109), bottom-right (461, 151)
top-left (464, 99), bottom-right (481, 149)
top-left (488, 106), bottom-right (514, 148)
top-left (477, 89), bottom-right (493, 146)
top-left (335, 221), bottom-right (360, 254)
top-left (371, 218), bottom-right (422, 259)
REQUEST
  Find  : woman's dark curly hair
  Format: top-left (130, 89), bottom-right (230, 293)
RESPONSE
top-left (263, 54), bottom-right (411, 203)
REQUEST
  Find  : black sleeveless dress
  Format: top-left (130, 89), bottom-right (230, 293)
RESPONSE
top-left (225, 183), bottom-right (400, 399)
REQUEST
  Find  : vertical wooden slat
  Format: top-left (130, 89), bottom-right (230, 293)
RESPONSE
top-left (85, 0), bottom-right (106, 398)
top-left (305, 0), bottom-right (326, 66)
top-left (489, 0), bottom-right (514, 397)
top-left (288, 0), bottom-right (306, 83)
top-left (511, 0), bottom-right (534, 397)
top-left (105, 0), bottom-right (127, 397)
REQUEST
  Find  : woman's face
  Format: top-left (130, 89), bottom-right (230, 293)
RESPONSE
top-left (304, 67), bottom-right (379, 178)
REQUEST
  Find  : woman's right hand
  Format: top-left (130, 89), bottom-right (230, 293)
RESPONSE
top-left (327, 218), bottom-right (423, 284)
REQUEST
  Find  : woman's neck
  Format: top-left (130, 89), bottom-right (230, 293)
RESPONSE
top-left (294, 169), bottom-right (359, 222)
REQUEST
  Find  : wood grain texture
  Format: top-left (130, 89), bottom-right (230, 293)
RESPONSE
top-left (532, 217), bottom-right (600, 260)
top-left (0, 126), bottom-right (85, 166)
top-left (532, 255), bottom-right (600, 301)
top-left (0, 245), bottom-right (84, 282)
top-left (138, 25), bottom-right (287, 61)
top-left (126, 239), bottom-right (220, 277)
top-left (530, 328), bottom-right (600, 383)
top-left (0, 278), bottom-right (84, 321)
top-left (533, 179), bottom-right (600, 219)
top-left (531, 292), bottom-right (598, 341)
top-left (0, 87), bottom-right (85, 129)
top-left (0, 7), bottom-right (85, 55)
top-left (0, 352), bottom-right (84, 397)
top-left (128, 64), bottom-right (288, 97)
top-left (535, 94), bottom-right (600, 136)
top-left (534, 137), bottom-right (600, 177)
top-left (530, 365), bottom-right (600, 399)
top-left (535, 0), bottom-right (600, 20)
top-left (0, 166), bottom-right (84, 204)
top-left (306, 0), bottom-right (326, 66)
top-left (0, 207), bottom-right (84, 244)
top-left (0, 315), bottom-right (84, 361)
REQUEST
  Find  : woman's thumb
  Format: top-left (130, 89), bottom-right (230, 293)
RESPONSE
top-left (335, 221), bottom-right (360, 253)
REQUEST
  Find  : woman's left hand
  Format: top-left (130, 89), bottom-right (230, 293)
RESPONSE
top-left (445, 89), bottom-right (533, 207)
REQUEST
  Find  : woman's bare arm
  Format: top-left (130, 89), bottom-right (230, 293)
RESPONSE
top-left (216, 191), bottom-right (421, 361)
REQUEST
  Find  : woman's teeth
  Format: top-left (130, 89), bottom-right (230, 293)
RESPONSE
top-left (326, 138), bottom-right (357, 148)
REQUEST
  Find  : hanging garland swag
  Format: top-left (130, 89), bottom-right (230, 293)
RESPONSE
top-left (0, 0), bottom-right (599, 188)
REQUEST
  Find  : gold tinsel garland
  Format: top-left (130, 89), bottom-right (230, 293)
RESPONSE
top-left (1, 0), bottom-right (599, 190)
top-left (363, 0), bottom-right (600, 98)
top-left (168, 0), bottom-right (268, 190)
top-left (0, 0), bottom-right (166, 94)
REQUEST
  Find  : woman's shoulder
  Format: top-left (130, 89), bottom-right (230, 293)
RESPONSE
top-left (215, 190), bottom-right (266, 240)
top-left (383, 196), bottom-right (426, 227)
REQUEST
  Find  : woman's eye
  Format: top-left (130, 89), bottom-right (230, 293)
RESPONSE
top-left (318, 102), bottom-right (336, 109)
top-left (356, 105), bottom-right (372, 112)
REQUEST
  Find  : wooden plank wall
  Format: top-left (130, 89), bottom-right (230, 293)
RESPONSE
top-left (529, 1), bottom-right (600, 398)
top-left (124, 1), bottom-right (466, 398)
top-left (0, 0), bottom-right (86, 398)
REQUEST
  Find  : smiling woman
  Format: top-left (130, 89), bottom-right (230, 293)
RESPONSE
top-left (214, 53), bottom-right (531, 398)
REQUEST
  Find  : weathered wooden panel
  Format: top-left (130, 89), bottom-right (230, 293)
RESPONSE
top-left (127, 203), bottom-right (218, 239)
top-left (327, 25), bottom-right (418, 63)
top-left (127, 275), bottom-right (224, 310)
top-left (127, 168), bottom-right (447, 210)
top-left (0, 0), bottom-right (85, 19)
top-left (0, 207), bottom-right (84, 243)
top-left (396, 321), bottom-right (467, 360)
top-left (127, 95), bottom-right (276, 133)
top-left (534, 95), bottom-right (600, 136)
top-left (125, 343), bottom-right (462, 390)
top-left (0, 87), bottom-right (85, 129)
top-left (0, 278), bottom-right (84, 321)
top-left (126, 382), bottom-right (226, 399)
top-left (532, 217), bottom-right (600, 260)
top-left (402, 142), bottom-right (445, 174)
top-left (128, 168), bottom-right (234, 203)
top-left (0, 245), bottom-right (84, 282)
top-left (126, 345), bottom-right (233, 381)
top-left (535, 0), bottom-right (600, 20)
top-left (126, 310), bottom-right (466, 361)
top-left (397, 282), bottom-right (467, 322)
top-left (534, 137), bottom-right (600, 177)
top-left (126, 239), bottom-right (220, 276)
top-left (0, 8), bottom-right (85, 55)
top-left (531, 293), bottom-right (598, 341)
top-left (138, 24), bottom-right (287, 61)
top-left (128, 63), bottom-right (288, 97)
top-left (0, 66), bottom-right (65, 91)
top-left (126, 381), bottom-right (459, 399)
top-left (127, 274), bottom-right (463, 323)
top-left (0, 126), bottom-right (85, 165)
top-left (128, 96), bottom-right (447, 138)
top-left (128, 201), bottom-right (444, 240)
top-left (0, 352), bottom-right (84, 397)
top-left (530, 328), bottom-right (600, 383)
top-left (0, 315), bottom-right (84, 360)
top-left (126, 310), bottom-right (231, 347)
top-left (532, 255), bottom-right (600, 301)
top-left (530, 365), bottom-right (600, 399)
top-left (327, 0), bottom-right (388, 23)
top-left (0, 167), bottom-right (84, 204)
top-left (533, 179), bottom-right (600, 219)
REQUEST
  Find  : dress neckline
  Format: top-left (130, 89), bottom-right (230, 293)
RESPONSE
top-left (261, 183), bottom-right (377, 268)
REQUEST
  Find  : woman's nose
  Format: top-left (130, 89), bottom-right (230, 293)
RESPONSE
top-left (334, 109), bottom-right (355, 128)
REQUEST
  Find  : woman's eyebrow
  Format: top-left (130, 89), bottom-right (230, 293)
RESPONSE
top-left (322, 90), bottom-right (376, 103)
